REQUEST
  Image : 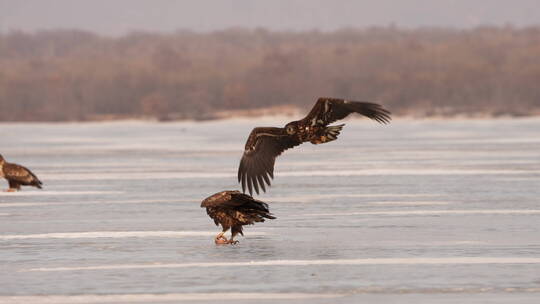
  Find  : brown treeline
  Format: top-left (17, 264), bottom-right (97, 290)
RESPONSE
top-left (1, 27), bottom-right (539, 121)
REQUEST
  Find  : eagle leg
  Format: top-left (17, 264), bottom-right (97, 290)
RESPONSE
top-left (227, 226), bottom-right (241, 244)
top-left (7, 180), bottom-right (20, 192)
top-left (225, 233), bottom-right (239, 244)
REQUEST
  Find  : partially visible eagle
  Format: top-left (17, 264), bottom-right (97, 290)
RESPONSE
top-left (238, 97), bottom-right (391, 195)
top-left (201, 190), bottom-right (275, 244)
top-left (0, 154), bottom-right (43, 192)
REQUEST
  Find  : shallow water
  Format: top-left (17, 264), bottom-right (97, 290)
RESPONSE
top-left (1, 118), bottom-right (540, 303)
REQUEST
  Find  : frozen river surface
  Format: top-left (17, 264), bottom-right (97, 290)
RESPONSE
top-left (1, 117), bottom-right (539, 303)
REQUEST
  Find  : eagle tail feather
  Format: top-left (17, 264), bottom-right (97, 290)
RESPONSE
top-left (311, 124), bottom-right (345, 144)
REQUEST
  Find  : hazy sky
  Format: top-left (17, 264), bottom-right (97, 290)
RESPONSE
top-left (1, 0), bottom-right (539, 35)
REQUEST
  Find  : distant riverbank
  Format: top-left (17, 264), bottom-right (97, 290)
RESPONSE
top-left (2, 27), bottom-right (540, 122)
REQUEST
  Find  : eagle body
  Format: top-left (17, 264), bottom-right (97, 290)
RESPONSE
top-left (201, 190), bottom-right (275, 244)
top-left (0, 154), bottom-right (43, 191)
top-left (238, 97), bottom-right (391, 195)
top-left (280, 119), bottom-right (342, 145)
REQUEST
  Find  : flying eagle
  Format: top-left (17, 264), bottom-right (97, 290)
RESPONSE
top-left (238, 97), bottom-right (391, 195)
top-left (201, 190), bottom-right (275, 244)
top-left (0, 154), bottom-right (43, 192)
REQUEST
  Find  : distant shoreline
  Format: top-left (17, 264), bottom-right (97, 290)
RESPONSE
top-left (2, 28), bottom-right (540, 122)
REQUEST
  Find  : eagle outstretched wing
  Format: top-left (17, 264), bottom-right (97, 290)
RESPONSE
top-left (238, 127), bottom-right (302, 195)
top-left (303, 97), bottom-right (391, 125)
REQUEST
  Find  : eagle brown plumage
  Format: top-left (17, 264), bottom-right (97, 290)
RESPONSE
top-left (238, 97), bottom-right (391, 195)
top-left (0, 154), bottom-right (43, 192)
top-left (201, 190), bottom-right (275, 244)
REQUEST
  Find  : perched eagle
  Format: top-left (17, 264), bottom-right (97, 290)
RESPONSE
top-left (0, 154), bottom-right (43, 192)
top-left (238, 97), bottom-right (391, 195)
top-left (201, 190), bottom-right (275, 244)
